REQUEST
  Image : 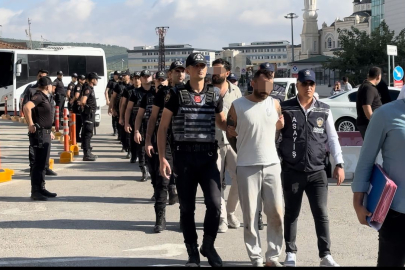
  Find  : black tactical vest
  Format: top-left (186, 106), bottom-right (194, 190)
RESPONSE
top-left (279, 97), bottom-right (330, 172)
top-left (172, 85), bottom-right (219, 143)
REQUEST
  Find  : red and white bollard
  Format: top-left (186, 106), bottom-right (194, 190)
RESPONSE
top-left (55, 106), bottom-right (60, 132)
top-left (60, 108), bottom-right (73, 164)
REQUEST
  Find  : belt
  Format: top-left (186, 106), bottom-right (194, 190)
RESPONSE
top-left (175, 143), bottom-right (217, 152)
top-left (42, 129), bottom-right (52, 134)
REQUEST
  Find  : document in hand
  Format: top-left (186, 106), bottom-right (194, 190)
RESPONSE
top-left (364, 164), bottom-right (398, 231)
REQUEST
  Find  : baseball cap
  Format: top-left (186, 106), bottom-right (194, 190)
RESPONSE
top-left (186, 53), bottom-right (206, 67)
top-left (156, 71), bottom-right (167, 80)
top-left (259, 62), bottom-right (275, 72)
top-left (141, 70), bottom-right (151, 77)
top-left (297, 69), bottom-right (316, 83)
top-left (121, 70), bottom-right (131, 76)
top-left (38, 69), bottom-right (49, 75)
top-left (114, 71), bottom-right (121, 76)
top-left (87, 72), bottom-right (101, 80)
top-left (37, 76), bottom-right (52, 87)
top-left (133, 71), bottom-right (141, 77)
top-left (228, 73), bottom-right (238, 81)
top-left (78, 75), bottom-right (86, 80)
top-left (71, 73), bottom-right (78, 78)
top-left (169, 61), bottom-right (185, 71)
top-left (57, 71), bottom-right (63, 76)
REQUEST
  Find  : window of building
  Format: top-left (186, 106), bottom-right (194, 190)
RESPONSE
top-left (314, 41), bottom-right (317, 52)
top-left (327, 38), bottom-right (332, 49)
top-left (337, 41), bottom-right (340, 48)
top-left (333, 41), bottom-right (335, 48)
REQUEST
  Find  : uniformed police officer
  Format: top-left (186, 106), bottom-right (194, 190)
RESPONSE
top-left (23, 76), bottom-right (57, 201)
top-left (81, 72), bottom-right (100, 162)
top-left (143, 62), bottom-right (184, 233)
top-left (52, 71), bottom-right (65, 123)
top-left (70, 75), bottom-right (86, 143)
top-left (134, 71), bottom-right (167, 200)
top-left (106, 71), bottom-right (120, 136)
top-left (227, 73), bottom-right (239, 86)
top-left (125, 70), bottom-right (152, 182)
top-left (279, 69), bottom-right (345, 267)
top-left (157, 53), bottom-right (229, 267)
top-left (22, 70), bottom-right (58, 177)
top-left (126, 71), bottom-right (142, 163)
top-left (109, 73), bottom-right (127, 150)
top-left (118, 70), bottom-right (133, 159)
top-left (66, 73), bottom-right (78, 111)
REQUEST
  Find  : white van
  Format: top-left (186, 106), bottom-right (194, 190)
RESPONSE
top-left (271, 78), bottom-right (297, 102)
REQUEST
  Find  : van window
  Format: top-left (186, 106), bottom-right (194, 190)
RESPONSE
top-left (287, 83), bottom-right (296, 99)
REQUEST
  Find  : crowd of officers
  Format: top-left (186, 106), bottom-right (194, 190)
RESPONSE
top-left (22, 70), bottom-right (101, 201)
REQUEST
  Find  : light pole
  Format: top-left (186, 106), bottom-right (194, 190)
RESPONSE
top-left (285, 13), bottom-right (299, 63)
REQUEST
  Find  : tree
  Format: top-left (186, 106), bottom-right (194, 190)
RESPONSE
top-left (326, 22), bottom-right (405, 86)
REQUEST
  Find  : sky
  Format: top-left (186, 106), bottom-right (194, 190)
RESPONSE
top-left (0, 0), bottom-right (354, 50)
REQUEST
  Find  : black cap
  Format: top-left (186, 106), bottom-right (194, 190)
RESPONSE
top-left (87, 72), bottom-right (101, 80)
top-left (71, 73), bottom-right (78, 78)
top-left (259, 62), bottom-right (275, 72)
top-left (156, 71), bottom-right (167, 79)
top-left (141, 70), bottom-right (151, 76)
top-left (37, 76), bottom-right (52, 87)
top-left (121, 70), bottom-right (131, 76)
top-left (227, 73), bottom-right (238, 81)
top-left (38, 69), bottom-right (49, 75)
top-left (114, 71), bottom-right (121, 76)
top-left (169, 61), bottom-right (185, 71)
top-left (78, 75), bottom-right (86, 80)
top-left (57, 71), bottom-right (63, 76)
top-left (133, 71), bottom-right (141, 77)
top-left (186, 53), bottom-right (206, 67)
top-left (298, 69), bottom-right (316, 83)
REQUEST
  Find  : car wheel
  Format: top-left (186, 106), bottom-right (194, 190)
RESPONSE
top-left (335, 118), bottom-right (357, 132)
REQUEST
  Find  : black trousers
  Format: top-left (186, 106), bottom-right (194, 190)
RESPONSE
top-left (55, 94), bottom-right (66, 121)
top-left (75, 114), bottom-right (82, 142)
top-left (29, 133), bottom-right (51, 190)
top-left (119, 124), bottom-right (128, 150)
top-left (358, 124), bottom-right (368, 140)
top-left (154, 139), bottom-right (176, 209)
top-left (81, 112), bottom-right (94, 152)
top-left (282, 168), bottom-right (331, 258)
top-left (112, 116), bottom-right (118, 134)
top-left (130, 125), bottom-right (137, 161)
top-left (173, 149), bottom-right (221, 245)
top-left (29, 143), bottom-right (50, 171)
top-left (377, 209), bottom-right (405, 267)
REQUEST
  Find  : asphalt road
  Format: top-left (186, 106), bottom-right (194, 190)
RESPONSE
top-left (0, 107), bottom-right (379, 267)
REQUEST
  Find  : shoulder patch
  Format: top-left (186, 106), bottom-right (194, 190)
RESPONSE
top-left (165, 93), bottom-right (171, 103)
top-left (31, 95), bottom-right (38, 101)
top-left (77, 87), bottom-right (81, 91)
top-left (85, 90), bottom-right (90, 95)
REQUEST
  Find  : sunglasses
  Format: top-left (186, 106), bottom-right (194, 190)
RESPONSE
top-left (300, 81), bottom-right (316, 87)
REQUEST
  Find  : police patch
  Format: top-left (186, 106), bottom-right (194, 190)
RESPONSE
top-left (31, 95), bottom-right (38, 101)
top-left (77, 87), bottom-right (81, 91)
top-left (317, 117), bottom-right (324, 128)
top-left (165, 93), bottom-right (171, 103)
top-left (85, 90), bottom-right (90, 95)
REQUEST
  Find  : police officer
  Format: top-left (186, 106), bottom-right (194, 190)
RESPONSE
top-left (81, 72), bottom-right (100, 162)
top-left (23, 76), bottom-right (57, 201)
top-left (52, 71), bottom-right (65, 123)
top-left (278, 69), bottom-right (345, 267)
top-left (66, 73), bottom-right (78, 111)
top-left (22, 69), bottom-right (58, 177)
top-left (118, 70), bottom-right (133, 159)
top-left (106, 71), bottom-right (120, 136)
top-left (125, 70), bottom-right (152, 182)
top-left (157, 53), bottom-right (228, 267)
top-left (109, 73), bottom-right (126, 148)
top-left (227, 73), bottom-right (239, 86)
top-left (143, 62), bottom-right (184, 233)
top-left (70, 75), bottom-right (86, 143)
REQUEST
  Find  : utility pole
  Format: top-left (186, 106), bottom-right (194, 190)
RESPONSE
top-left (155, 26), bottom-right (169, 72)
top-left (285, 13), bottom-right (299, 63)
top-left (26, 18), bottom-right (33, 49)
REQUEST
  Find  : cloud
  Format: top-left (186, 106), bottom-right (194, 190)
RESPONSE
top-left (0, 8), bottom-right (22, 25)
top-left (125, 0), bottom-right (144, 7)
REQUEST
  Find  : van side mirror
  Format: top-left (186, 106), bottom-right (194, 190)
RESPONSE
top-left (16, 59), bottom-right (22, 77)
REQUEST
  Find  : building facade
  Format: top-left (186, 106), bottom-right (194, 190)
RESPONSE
top-left (127, 44), bottom-right (216, 73)
top-left (384, 0), bottom-right (405, 36)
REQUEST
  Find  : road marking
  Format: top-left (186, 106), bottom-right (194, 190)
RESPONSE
top-left (123, 244), bottom-right (185, 258)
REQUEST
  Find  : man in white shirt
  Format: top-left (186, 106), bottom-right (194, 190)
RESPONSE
top-left (341, 77), bottom-right (353, 92)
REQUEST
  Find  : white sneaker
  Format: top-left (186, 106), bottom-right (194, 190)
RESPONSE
top-left (320, 255), bottom-right (340, 267)
top-left (284, 252), bottom-right (296, 267)
top-left (227, 214), bottom-right (241, 228)
top-left (218, 219), bottom-right (228, 233)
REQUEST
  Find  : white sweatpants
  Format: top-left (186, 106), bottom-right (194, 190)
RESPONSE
top-left (237, 164), bottom-right (284, 264)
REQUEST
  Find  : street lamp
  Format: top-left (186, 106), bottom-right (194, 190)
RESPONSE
top-left (285, 13), bottom-right (299, 63)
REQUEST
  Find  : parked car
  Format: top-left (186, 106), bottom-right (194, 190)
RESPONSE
top-left (320, 87), bottom-right (401, 132)
top-left (271, 78), bottom-right (297, 102)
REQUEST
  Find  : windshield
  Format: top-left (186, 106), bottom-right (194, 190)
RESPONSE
top-left (328, 91), bottom-right (348, 99)
top-left (0, 52), bottom-right (14, 88)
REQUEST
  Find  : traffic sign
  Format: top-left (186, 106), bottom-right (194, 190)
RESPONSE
top-left (393, 66), bottom-right (404, 81)
top-left (387, 45), bottom-right (398, 56)
top-left (394, 80), bottom-right (404, 88)
top-left (292, 65), bottom-right (298, 74)
top-left (242, 68), bottom-right (246, 73)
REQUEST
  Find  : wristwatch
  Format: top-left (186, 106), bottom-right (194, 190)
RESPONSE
top-left (336, 163), bottom-right (344, 169)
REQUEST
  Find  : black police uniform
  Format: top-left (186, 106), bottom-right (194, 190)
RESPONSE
top-left (71, 82), bottom-right (84, 142)
top-left (119, 81), bottom-right (132, 153)
top-left (126, 84), bottom-right (138, 162)
top-left (129, 86), bottom-right (149, 175)
top-left (107, 78), bottom-right (119, 135)
top-left (53, 77), bottom-right (65, 121)
top-left (113, 81), bottom-right (126, 148)
top-left (81, 82), bottom-right (97, 160)
top-left (164, 81), bottom-right (223, 248)
top-left (29, 91), bottom-right (54, 200)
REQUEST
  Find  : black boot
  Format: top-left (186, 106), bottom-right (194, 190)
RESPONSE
top-left (258, 211), bottom-right (264, 231)
top-left (200, 235), bottom-right (223, 267)
top-left (154, 207), bottom-right (166, 233)
top-left (83, 150), bottom-right (97, 162)
top-left (125, 151), bottom-right (131, 159)
top-left (31, 186), bottom-right (48, 201)
top-left (185, 243), bottom-right (200, 267)
top-left (45, 169), bottom-right (58, 176)
top-left (168, 185), bottom-right (179, 205)
top-left (40, 181), bottom-right (57, 198)
top-left (139, 166), bottom-right (149, 182)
